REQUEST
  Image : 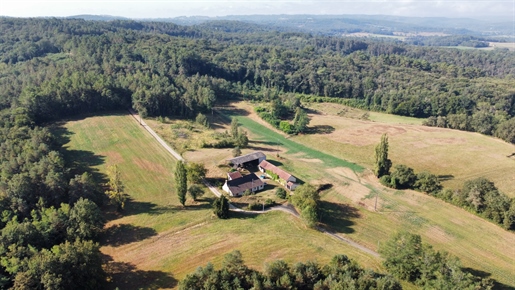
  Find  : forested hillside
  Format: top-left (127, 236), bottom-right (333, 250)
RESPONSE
top-left (0, 17), bottom-right (514, 143)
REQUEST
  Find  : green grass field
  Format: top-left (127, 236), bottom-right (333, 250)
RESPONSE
top-left (61, 113), bottom-right (383, 289)
top-left (222, 109), bottom-right (364, 173)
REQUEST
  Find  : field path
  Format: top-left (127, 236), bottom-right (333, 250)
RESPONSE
top-left (128, 110), bottom-right (380, 258)
top-left (128, 109), bottom-right (185, 162)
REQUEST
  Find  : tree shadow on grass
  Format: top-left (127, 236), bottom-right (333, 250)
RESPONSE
top-left (305, 125), bottom-right (335, 135)
top-left (266, 159), bottom-right (284, 167)
top-left (101, 224), bottom-right (158, 247)
top-left (230, 211), bottom-right (261, 219)
top-left (319, 200), bottom-right (360, 234)
top-left (51, 124), bottom-right (108, 185)
top-left (103, 257), bottom-right (178, 290)
top-left (438, 174), bottom-right (454, 181)
top-left (461, 267), bottom-right (515, 290)
top-left (251, 140), bottom-right (282, 146)
top-left (247, 145), bottom-right (281, 152)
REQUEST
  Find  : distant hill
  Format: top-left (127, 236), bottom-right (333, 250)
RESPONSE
top-left (153, 14), bottom-right (513, 38)
top-left (67, 14), bottom-right (131, 21)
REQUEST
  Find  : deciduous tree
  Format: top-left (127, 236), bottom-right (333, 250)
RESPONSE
top-left (105, 165), bottom-right (126, 211)
top-left (186, 162), bottom-right (207, 185)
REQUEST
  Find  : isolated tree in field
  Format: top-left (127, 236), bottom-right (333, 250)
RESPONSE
top-left (186, 162), bottom-right (207, 184)
top-left (374, 133), bottom-right (392, 177)
top-left (293, 107), bottom-right (310, 133)
top-left (213, 195), bottom-right (230, 219)
top-left (291, 184), bottom-right (320, 227)
top-left (231, 117), bottom-right (239, 138)
top-left (105, 165), bottom-right (126, 211)
top-left (175, 161), bottom-right (187, 206)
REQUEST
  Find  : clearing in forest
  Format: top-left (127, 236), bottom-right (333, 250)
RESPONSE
top-left (62, 113), bottom-right (382, 289)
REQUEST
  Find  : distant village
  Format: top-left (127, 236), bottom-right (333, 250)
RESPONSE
top-left (222, 151), bottom-right (298, 196)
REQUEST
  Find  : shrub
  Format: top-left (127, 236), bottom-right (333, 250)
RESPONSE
top-left (415, 172), bottom-right (441, 194)
top-left (279, 121), bottom-right (293, 134)
top-left (247, 201), bottom-right (261, 210)
top-left (379, 175), bottom-right (392, 187)
top-left (195, 112), bottom-right (209, 128)
top-left (276, 187), bottom-right (287, 199)
top-left (390, 165), bottom-right (417, 189)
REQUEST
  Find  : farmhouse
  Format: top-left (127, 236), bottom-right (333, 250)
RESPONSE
top-left (222, 173), bottom-right (265, 196)
top-left (227, 171), bottom-right (243, 180)
top-left (227, 151), bottom-right (266, 168)
top-left (258, 160), bottom-right (298, 190)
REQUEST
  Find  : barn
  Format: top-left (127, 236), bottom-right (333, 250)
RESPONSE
top-left (259, 160), bottom-right (298, 190)
top-left (227, 151), bottom-right (266, 169)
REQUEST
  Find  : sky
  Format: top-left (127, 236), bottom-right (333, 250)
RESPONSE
top-left (0, 0), bottom-right (513, 20)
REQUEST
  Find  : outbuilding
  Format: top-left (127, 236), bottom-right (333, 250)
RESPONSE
top-left (227, 151), bottom-right (266, 169)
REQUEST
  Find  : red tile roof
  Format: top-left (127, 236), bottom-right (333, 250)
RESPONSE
top-left (228, 171), bottom-right (243, 180)
top-left (259, 160), bottom-right (294, 182)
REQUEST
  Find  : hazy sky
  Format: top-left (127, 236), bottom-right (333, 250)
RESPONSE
top-left (1, 0), bottom-right (513, 20)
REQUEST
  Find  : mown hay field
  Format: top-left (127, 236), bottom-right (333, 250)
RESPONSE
top-left (302, 102), bottom-right (515, 196)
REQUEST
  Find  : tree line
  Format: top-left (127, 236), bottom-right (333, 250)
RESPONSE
top-left (375, 134), bottom-right (515, 230)
top-left (0, 109), bottom-right (105, 288)
top-left (180, 232), bottom-right (493, 289)
top-left (180, 250), bottom-right (401, 289)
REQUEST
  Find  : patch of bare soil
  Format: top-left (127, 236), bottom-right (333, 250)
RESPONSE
top-left (322, 168), bottom-right (378, 210)
top-left (322, 122), bottom-right (408, 146)
top-left (297, 158), bottom-right (323, 163)
top-left (426, 137), bottom-right (467, 145)
top-left (133, 158), bottom-right (167, 173)
top-left (103, 151), bottom-right (124, 165)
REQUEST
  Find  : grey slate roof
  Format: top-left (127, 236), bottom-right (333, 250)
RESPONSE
top-left (226, 173), bottom-right (264, 194)
top-left (227, 151), bottom-right (266, 165)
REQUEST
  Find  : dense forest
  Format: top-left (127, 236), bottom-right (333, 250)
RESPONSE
top-left (0, 17), bottom-right (512, 288)
top-left (0, 18), bottom-right (514, 143)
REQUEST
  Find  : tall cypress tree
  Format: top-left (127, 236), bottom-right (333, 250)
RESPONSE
top-left (374, 133), bottom-right (392, 177)
top-left (175, 161), bottom-right (187, 206)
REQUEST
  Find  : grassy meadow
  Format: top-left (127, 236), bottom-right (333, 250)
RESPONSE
top-left (302, 102), bottom-right (515, 196)
top-left (61, 112), bottom-right (383, 289)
